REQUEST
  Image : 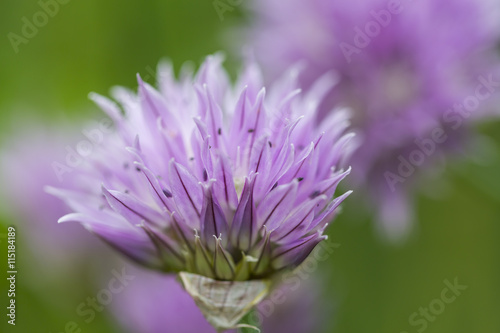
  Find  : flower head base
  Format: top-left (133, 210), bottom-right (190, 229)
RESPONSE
top-left (48, 54), bottom-right (352, 282)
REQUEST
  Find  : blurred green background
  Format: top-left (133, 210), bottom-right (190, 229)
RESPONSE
top-left (0, 1), bottom-right (499, 332)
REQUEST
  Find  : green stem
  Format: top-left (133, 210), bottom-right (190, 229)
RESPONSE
top-left (237, 309), bottom-right (261, 333)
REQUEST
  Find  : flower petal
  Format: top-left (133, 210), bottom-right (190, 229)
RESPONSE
top-left (102, 186), bottom-right (166, 228)
top-left (230, 174), bottom-right (257, 252)
top-left (272, 233), bottom-right (325, 270)
top-left (257, 180), bottom-right (298, 232)
top-left (200, 184), bottom-right (229, 252)
top-left (168, 160), bottom-right (203, 228)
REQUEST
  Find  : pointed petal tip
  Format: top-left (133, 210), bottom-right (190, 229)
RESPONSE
top-left (44, 186), bottom-right (72, 201)
top-left (157, 58), bottom-right (173, 71)
top-left (136, 73), bottom-right (144, 85)
top-left (343, 132), bottom-right (357, 141)
top-left (58, 213), bottom-right (80, 224)
top-left (256, 87), bottom-right (267, 100)
top-left (57, 216), bottom-right (70, 224)
top-left (43, 185), bottom-right (56, 195)
top-left (132, 161), bottom-right (144, 168)
top-left (87, 91), bottom-right (99, 100)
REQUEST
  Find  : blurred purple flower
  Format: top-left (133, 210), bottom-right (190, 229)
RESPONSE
top-left (47, 54), bottom-right (353, 280)
top-left (112, 264), bottom-right (324, 333)
top-left (111, 265), bottom-right (217, 333)
top-left (248, 0), bottom-right (500, 241)
top-left (0, 126), bottom-right (105, 272)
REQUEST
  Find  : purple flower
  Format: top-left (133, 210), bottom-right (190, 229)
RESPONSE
top-left (248, 0), bottom-right (500, 241)
top-left (111, 265), bottom-right (218, 333)
top-left (48, 54), bottom-right (352, 281)
top-left (0, 126), bottom-right (106, 273)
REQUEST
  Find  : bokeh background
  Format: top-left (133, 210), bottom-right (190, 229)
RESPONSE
top-left (0, 1), bottom-right (499, 332)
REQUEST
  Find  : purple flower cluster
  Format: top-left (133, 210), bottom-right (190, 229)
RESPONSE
top-left (248, 0), bottom-right (500, 240)
top-left (48, 55), bottom-right (352, 280)
top-left (0, 127), bottom-right (106, 271)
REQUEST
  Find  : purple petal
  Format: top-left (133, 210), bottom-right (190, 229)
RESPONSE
top-left (257, 180), bottom-right (298, 232)
top-left (308, 190), bottom-right (352, 232)
top-left (59, 212), bottom-right (163, 269)
top-left (212, 153), bottom-right (239, 211)
top-left (272, 195), bottom-right (328, 244)
top-left (203, 85), bottom-right (224, 149)
top-left (230, 174), bottom-right (257, 251)
top-left (102, 186), bottom-right (166, 228)
top-left (272, 233), bottom-right (325, 270)
top-left (200, 184), bottom-right (229, 252)
top-left (134, 162), bottom-right (175, 213)
top-left (168, 160), bottom-right (203, 228)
